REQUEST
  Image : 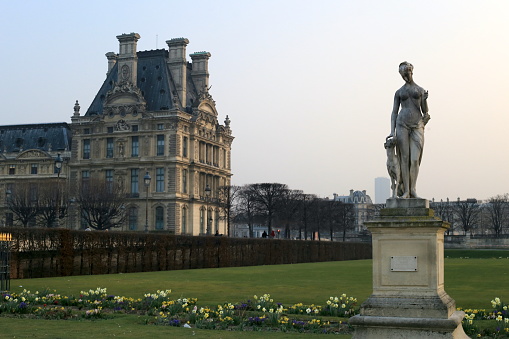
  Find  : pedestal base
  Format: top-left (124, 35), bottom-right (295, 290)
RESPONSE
top-left (350, 311), bottom-right (469, 339)
top-left (349, 198), bottom-right (470, 338)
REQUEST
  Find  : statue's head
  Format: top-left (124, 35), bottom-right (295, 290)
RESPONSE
top-left (399, 62), bottom-right (413, 82)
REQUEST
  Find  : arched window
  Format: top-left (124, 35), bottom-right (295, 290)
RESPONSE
top-left (128, 207), bottom-right (138, 230)
top-left (155, 206), bottom-right (164, 230)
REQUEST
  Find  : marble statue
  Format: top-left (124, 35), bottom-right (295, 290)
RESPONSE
top-left (387, 62), bottom-right (430, 199)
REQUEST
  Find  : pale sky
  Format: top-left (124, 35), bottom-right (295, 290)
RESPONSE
top-left (1, 0), bottom-right (508, 201)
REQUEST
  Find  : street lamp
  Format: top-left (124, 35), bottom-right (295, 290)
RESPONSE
top-left (54, 154), bottom-right (63, 227)
top-left (204, 184), bottom-right (211, 200)
top-left (143, 172), bottom-right (151, 233)
top-left (54, 153), bottom-right (63, 178)
top-left (205, 184), bottom-right (211, 234)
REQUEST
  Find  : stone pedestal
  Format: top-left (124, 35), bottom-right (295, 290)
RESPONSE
top-left (349, 198), bottom-right (469, 338)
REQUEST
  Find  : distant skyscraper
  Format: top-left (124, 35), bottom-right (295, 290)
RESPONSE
top-left (375, 177), bottom-right (390, 204)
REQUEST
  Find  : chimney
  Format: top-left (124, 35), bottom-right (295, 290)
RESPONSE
top-left (105, 52), bottom-right (118, 76)
top-left (190, 51), bottom-right (211, 94)
top-left (166, 38), bottom-right (189, 108)
top-left (116, 33), bottom-right (141, 85)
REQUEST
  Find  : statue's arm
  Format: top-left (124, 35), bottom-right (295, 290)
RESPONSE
top-left (390, 92), bottom-right (400, 136)
top-left (421, 90), bottom-right (429, 114)
top-left (421, 90), bottom-right (430, 125)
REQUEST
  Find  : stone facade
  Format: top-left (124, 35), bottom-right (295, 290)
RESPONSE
top-left (1, 33), bottom-right (234, 235)
top-left (0, 123), bottom-right (71, 227)
top-left (333, 189), bottom-right (374, 233)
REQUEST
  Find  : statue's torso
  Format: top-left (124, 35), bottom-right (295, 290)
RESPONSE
top-left (396, 85), bottom-right (424, 128)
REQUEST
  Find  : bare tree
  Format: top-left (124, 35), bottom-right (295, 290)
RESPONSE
top-left (275, 189), bottom-right (304, 239)
top-left (337, 202), bottom-right (356, 241)
top-left (452, 198), bottom-right (481, 236)
top-left (297, 194), bottom-right (317, 240)
top-left (77, 178), bottom-right (127, 230)
top-left (6, 182), bottom-right (39, 227)
top-left (36, 181), bottom-right (69, 227)
top-left (247, 183), bottom-right (288, 236)
top-left (485, 194), bottom-right (509, 237)
top-left (235, 185), bottom-right (262, 238)
top-left (319, 199), bottom-right (349, 241)
top-left (217, 185), bottom-right (241, 237)
top-left (431, 198), bottom-right (454, 235)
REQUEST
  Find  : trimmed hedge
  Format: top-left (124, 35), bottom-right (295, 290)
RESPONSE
top-left (4, 228), bottom-right (372, 279)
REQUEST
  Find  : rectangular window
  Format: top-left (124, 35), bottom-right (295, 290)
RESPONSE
top-left (83, 139), bottom-right (90, 159)
top-left (107, 127), bottom-right (113, 133)
top-left (84, 128), bottom-right (90, 134)
top-left (131, 136), bottom-right (139, 157)
top-left (105, 169), bottom-right (113, 192)
top-left (200, 209), bottom-right (204, 234)
top-left (155, 207), bottom-right (164, 230)
top-left (156, 168), bottom-right (164, 192)
top-left (131, 169), bottom-right (139, 194)
top-left (156, 135), bottom-right (164, 156)
top-left (82, 170), bottom-right (90, 190)
top-left (183, 136), bottom-right (188, 157)
top-left (132, 125), bottom-right (138, 132)
top-left (181, 208), bottom-right (187, 234)
top-left (157, 123), bottom-right (164, 130)
top-left (129, 207), bottom-right (138, 230)
top-left (31, 164), bottom-right (38, 174)
top-left (5, 213), bottom-right (13, 226)
top-left (30, 184), bottom-right (38, 202)
top-left (182, 169), bottom-right (188, 193)
top-left (199, 142), bottom-right (204, 162)
top-left (106, 138), bottom-right (114, 158)
top-left (9, 165), bottom-right (15, 175)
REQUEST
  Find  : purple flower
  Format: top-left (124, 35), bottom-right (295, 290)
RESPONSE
top-left (19, 302), bottom-right (27, 309)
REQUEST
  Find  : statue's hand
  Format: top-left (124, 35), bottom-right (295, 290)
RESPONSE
top-left (422, 113), bottom-right (431, 125)
top-left (423, 90), bottom-right (428, 99)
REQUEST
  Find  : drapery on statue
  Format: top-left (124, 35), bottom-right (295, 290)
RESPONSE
top-left (386, 62), bottom-right (430, 199)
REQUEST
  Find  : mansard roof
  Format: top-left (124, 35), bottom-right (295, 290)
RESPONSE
top-left (85, 49), bottom-right (199, 116)
top-left (0, 123), bottom-right (71, 153)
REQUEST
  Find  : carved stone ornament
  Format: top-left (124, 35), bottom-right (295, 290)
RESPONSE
top-left (108, 80), bottom-right (142, 97)
top-left (168, 122), bottom-right (178, 130)
top-left (121, 64), bottom-right (130, 81)
top-left (16, 150), bottom-right (51, 159)
top-left (115, 119), bottom-right (130, 131)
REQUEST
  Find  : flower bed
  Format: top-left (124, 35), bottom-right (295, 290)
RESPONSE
top-left (1, 288), bottom-right (509, 337)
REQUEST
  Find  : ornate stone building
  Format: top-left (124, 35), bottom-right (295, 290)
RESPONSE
top-left (0, 123), bottom-right (72, 226)
top-left (333, 189), bottom-right (374, 233)
top-left (2, 33), bottom-right (234, 235)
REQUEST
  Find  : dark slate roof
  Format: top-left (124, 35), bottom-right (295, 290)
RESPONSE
top-left (86, 49), bottom-right (198, 116)
top-left (0, 123), bottom-right (71, 153)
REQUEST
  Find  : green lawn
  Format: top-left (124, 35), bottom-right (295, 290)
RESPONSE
top-left (3, 249), bottom-right (508, 338)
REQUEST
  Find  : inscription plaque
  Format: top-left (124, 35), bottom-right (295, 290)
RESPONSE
top-left (390, 256), bottom-right (417, 272)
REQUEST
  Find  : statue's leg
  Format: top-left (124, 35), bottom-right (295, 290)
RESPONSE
top-left (396, 126), bottom-right (410, 198)
top-left (409, 128), bottom-right (424, 198)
